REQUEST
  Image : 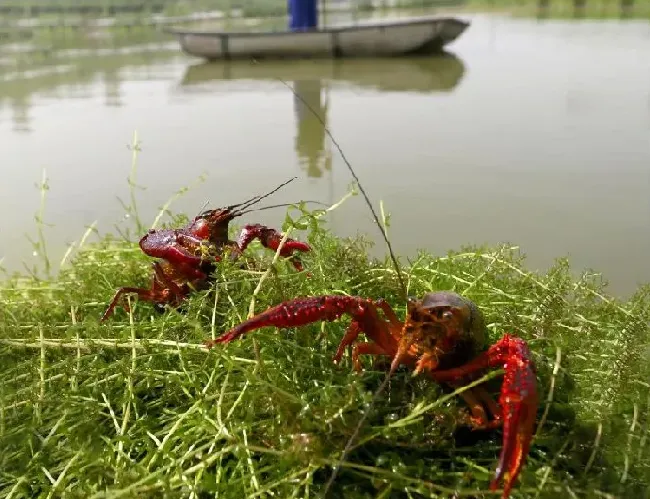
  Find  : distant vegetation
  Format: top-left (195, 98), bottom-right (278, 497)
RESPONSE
top-left (466, 0), bottom-right (649, 18)
top-left (0, 0), bottom-right (469, 43)
top-left (0, 0), bottom-right (646, 24)
top-left (0, 0), bottom-right (465, 19)
top-left (0, 0), bottom-right (646, 46)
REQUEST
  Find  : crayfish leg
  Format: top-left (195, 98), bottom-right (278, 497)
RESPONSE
top-left (332, 319), bottom-right (392, 372)
top-left (333, 321), bottom-right (362, 365)
top-left (152, 262), bottom-right (187, 300)
top-left (453, 385), bottom-right (502, 430)
top-left (373, 298), bottom-right (402, 330)
top-left (287, 256), bottom-right (305, 272)
top-left (351, 342), bottom-right (391, 372)
top-left (474, 385), bottom-right (502, 424)
top-left (455, 388), bottom-right (491, 429)
top-left (100, 287), bottom-right (157, 322)
top-left (101, 262), bottom-right (186, 322)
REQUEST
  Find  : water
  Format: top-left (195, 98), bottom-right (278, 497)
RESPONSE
top-left (1, 13), bottom-right (649, 297)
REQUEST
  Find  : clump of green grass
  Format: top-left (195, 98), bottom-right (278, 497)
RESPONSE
top-left (1, 191), bottom-right (650, 498)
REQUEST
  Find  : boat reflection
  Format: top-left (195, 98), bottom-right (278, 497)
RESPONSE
top-left (178, 52), bottom-right (466, 94)
top-left (178, 54), bottom-right (466, 178)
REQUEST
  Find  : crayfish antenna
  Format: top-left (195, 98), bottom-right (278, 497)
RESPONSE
top-left (261, 64), bottom-right (409, 497)
top-left (197, 177), bottom-right (298, 219)
top-left (265, 68), bottom-right (407, 301)
top-left (230, 177), bottom-right (298, 215)
top-left (245, 200), bottom-right (329, 214)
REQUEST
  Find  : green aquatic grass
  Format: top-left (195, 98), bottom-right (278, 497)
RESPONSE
top-left (1, 182), bottom-right (650, 498)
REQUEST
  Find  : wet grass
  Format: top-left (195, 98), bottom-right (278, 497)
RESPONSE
top-left (1, 171), bottom-right (650, 498)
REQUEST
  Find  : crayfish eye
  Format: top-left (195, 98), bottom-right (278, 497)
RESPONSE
top-left (430, 309), bottom-right (453, 321)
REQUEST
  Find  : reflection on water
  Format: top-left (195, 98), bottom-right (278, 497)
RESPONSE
top-left (293, 80), bottom-right (331, 178)
top-left (1, 46), bottom-right (467, 134)
top-left (104, 67), bottom-right (124, 107)
top-left (10, 94), bottom-right (31, 133)
top-left (178, 55), bottom-right (466, 178)
top-left (179, 54), bottom-right (465, 94)
top-left (1, 14), bottom-right (649, 298)
top-left (0, 42), bottom-right (181, 131)
top-left (179, 53), bottom-right (465, 178)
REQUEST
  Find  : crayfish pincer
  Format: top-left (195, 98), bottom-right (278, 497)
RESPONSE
top-left (205, 291), bottom-right (538, 498)
top-left (100, 178), bottom-right (311, 322)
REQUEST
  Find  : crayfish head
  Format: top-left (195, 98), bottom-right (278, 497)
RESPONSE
top-left (398, 292), bottom-right (475, 374)
top-left (192, 208), bottom-right (237, 244)
top-left (419, 292), bottom-right (477, 336)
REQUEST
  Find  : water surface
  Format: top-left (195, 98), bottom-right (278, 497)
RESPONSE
top-left (1, 13), bottom-right (649, 297)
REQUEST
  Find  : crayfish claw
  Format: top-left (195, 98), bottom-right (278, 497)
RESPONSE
top-left (490, 393), bottom-right (537, 497)
top-left (489, 335), bottom-right (538, 498)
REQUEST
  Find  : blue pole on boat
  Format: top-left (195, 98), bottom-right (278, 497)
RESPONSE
top-left (288, 0), bottom-right (319, 31)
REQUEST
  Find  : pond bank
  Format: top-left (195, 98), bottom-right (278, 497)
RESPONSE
top-left (1, 211), bottom-right (649, 497)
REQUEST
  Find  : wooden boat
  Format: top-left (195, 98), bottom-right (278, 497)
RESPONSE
top-left (176, 53), bottom-right (466, 94)
top-left (164, 16), bottom-right (469, 61)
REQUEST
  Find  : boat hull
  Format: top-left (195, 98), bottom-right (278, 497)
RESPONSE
top-left (165, 17), bottom-right (470, 61)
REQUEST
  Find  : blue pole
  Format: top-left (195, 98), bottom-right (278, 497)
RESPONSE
top-left (288, 0), bottom-right (318, 31)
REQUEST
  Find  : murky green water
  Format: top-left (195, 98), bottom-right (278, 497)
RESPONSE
top-left (1, 12), bottom-right (648, 297)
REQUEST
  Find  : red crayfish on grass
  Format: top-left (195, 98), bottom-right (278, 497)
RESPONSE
top-left (205, 290), bottom-right (538, 498)
top-left (100, 178), bottom-right (311, 321)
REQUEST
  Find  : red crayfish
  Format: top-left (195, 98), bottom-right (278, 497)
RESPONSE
top-left (100, 178), bottom-right (311, 322)
top-left (205, 290), bottom-right (538, 498)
